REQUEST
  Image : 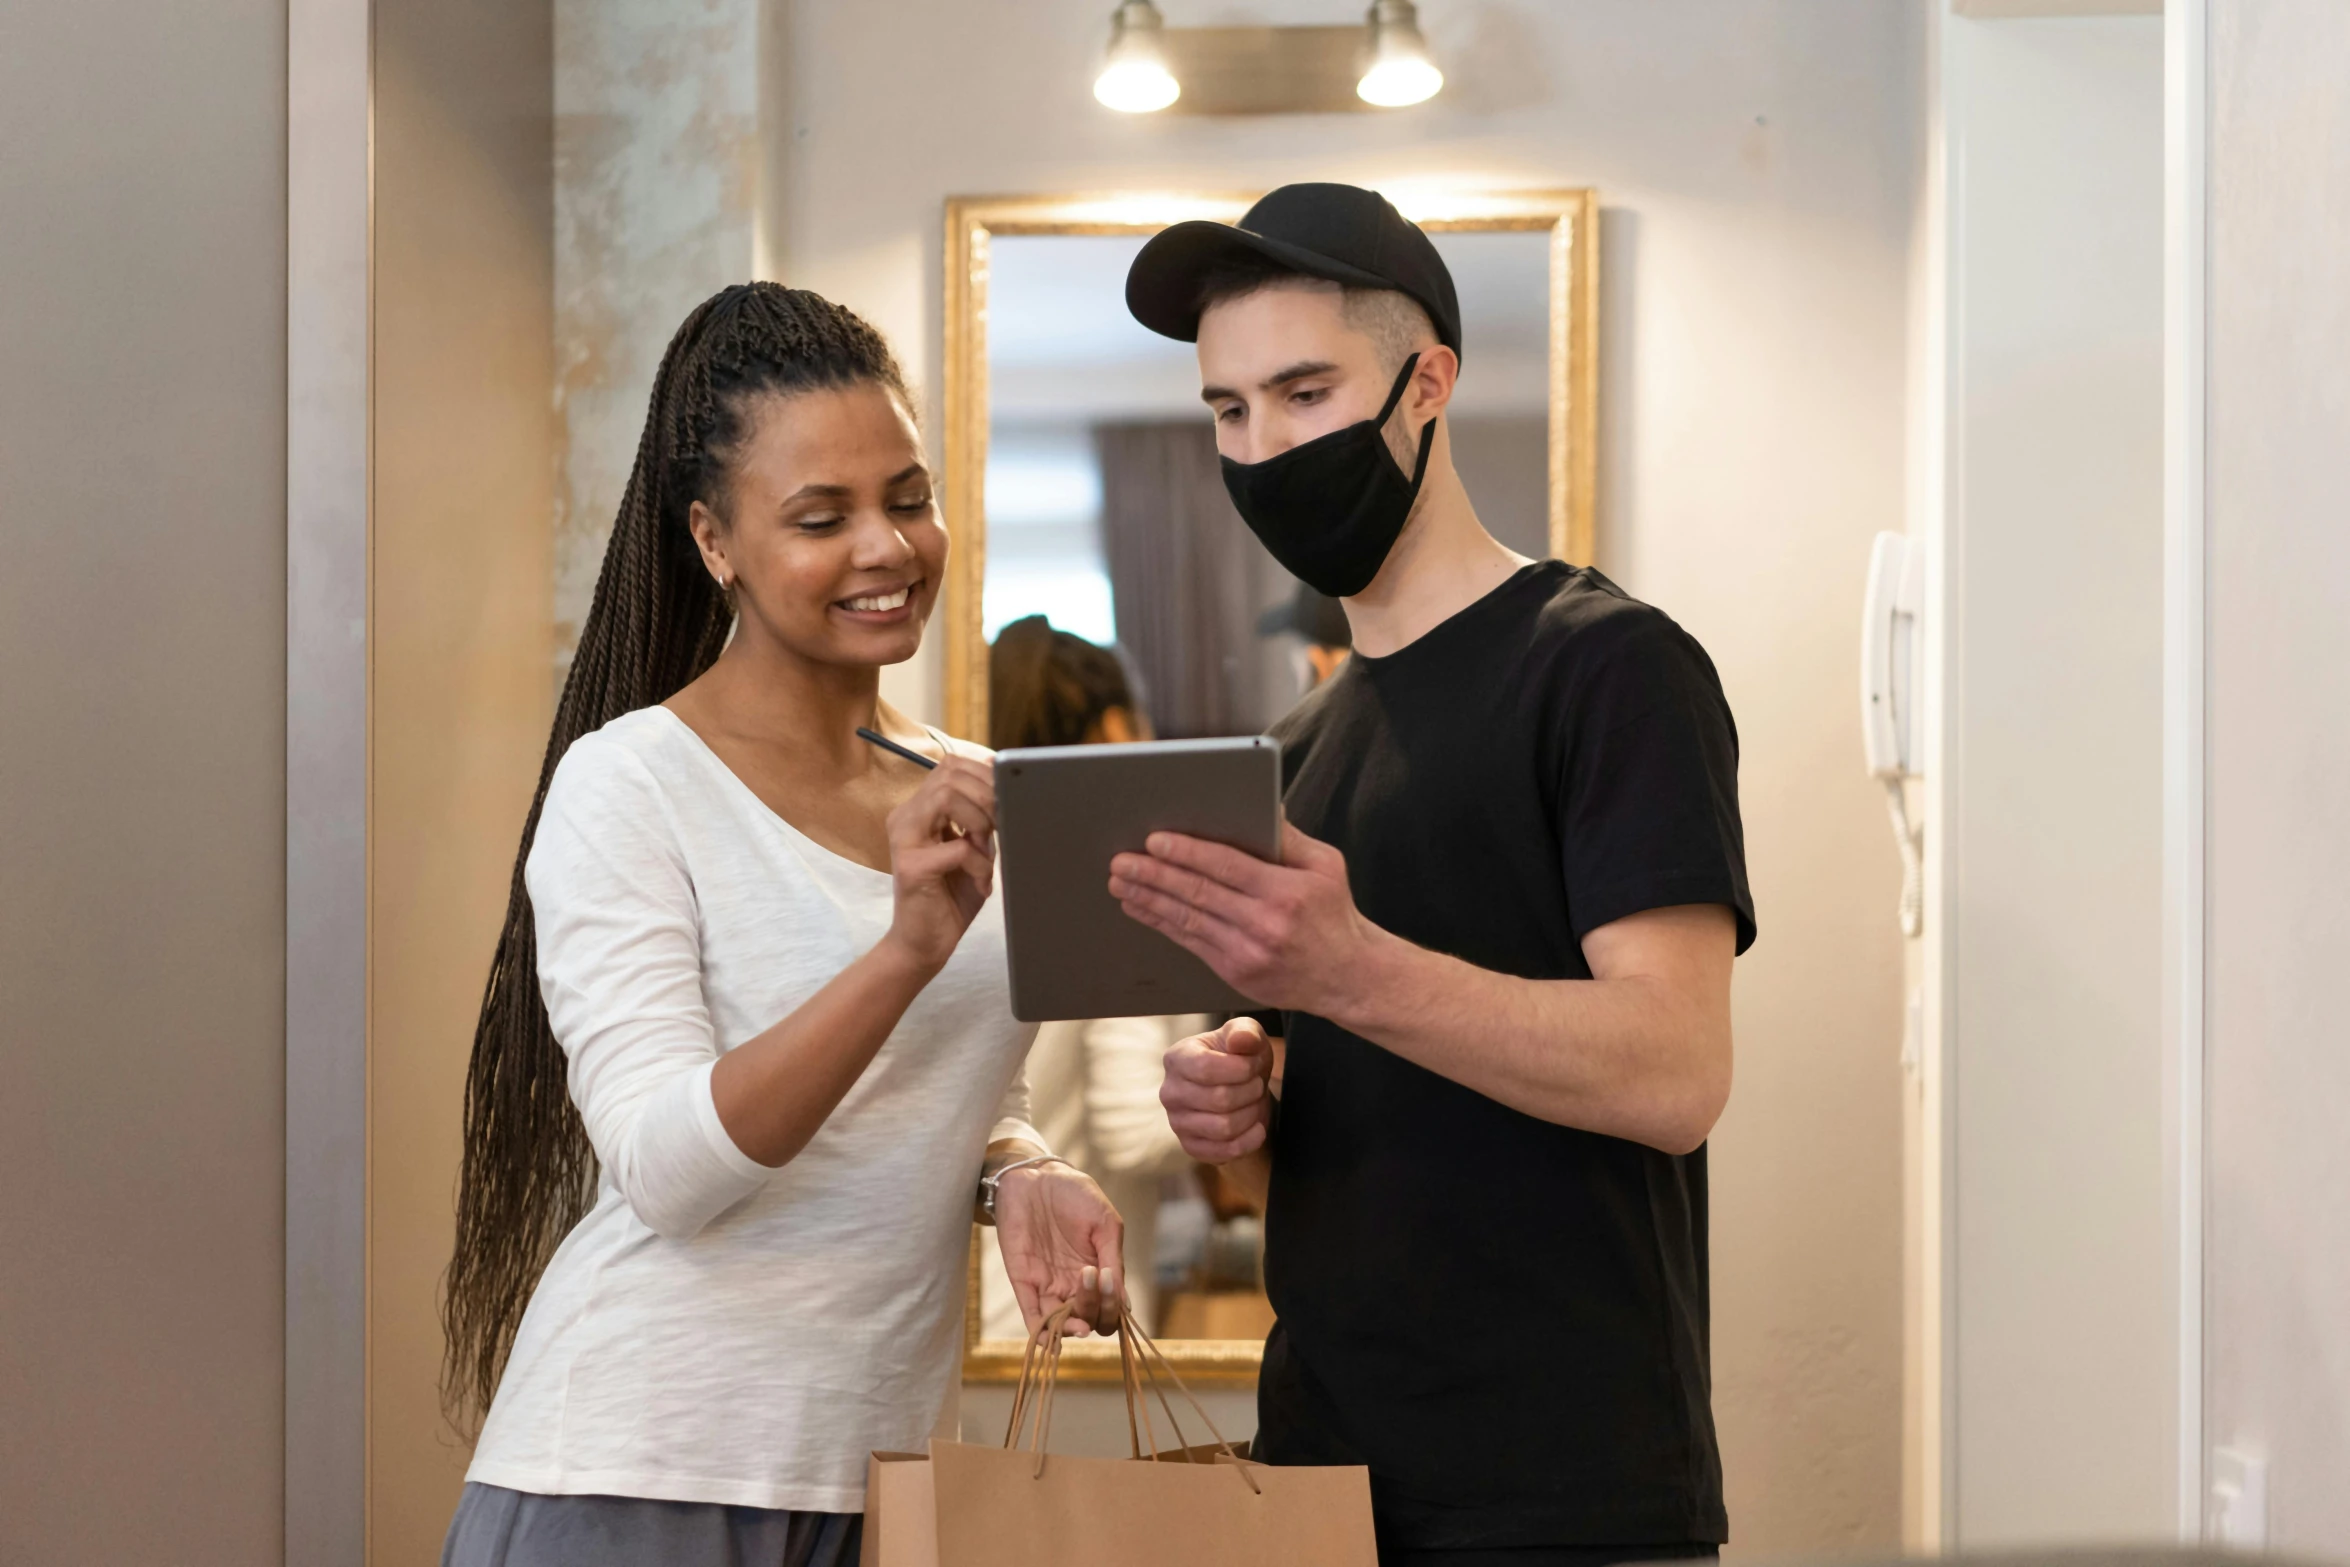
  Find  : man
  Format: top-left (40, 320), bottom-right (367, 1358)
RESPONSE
top-left (1108, 184), bottom-right (1755, 1567)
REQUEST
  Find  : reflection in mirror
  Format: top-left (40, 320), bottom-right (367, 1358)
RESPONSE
top-left (972, 609), bottom-right (1252, 1342)
top-left (976, 224), bottom-right (1561, 1350)
top-left (950, 193), bottom-right (1595, 1378)
top-left (980, 229), bottom-right (1556, 740)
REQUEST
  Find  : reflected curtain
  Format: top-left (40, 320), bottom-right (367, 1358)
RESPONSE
top-left (1093, 421), bottom-right (1277, 738)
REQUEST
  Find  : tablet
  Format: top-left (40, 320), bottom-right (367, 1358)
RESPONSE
top-left (994, 735), bottom-right (1282, 1023)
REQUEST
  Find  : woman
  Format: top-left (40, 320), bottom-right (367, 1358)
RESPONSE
top-left (438, 284), bottom-right (1123, 1567)
top-left (977, 617), bottom-right (1203, 1337)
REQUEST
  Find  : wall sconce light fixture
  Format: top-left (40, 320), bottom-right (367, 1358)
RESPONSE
top-left (1094, 1), bottom-right (1446, 116)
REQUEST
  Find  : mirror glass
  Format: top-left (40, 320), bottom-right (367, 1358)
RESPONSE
top-left (981, 229), bottom-right (1553, 740)
top-left (974, 224), bottom-right (1559, 1353)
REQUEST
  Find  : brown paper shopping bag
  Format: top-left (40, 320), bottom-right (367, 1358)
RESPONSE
top-left (862, 1306), bottom-right (1376, 1567)
top-left (863, 1448), bottom-right (942, 1567)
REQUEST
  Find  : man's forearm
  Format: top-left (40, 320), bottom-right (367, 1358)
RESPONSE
top-left (1328, 923), bottom-right (1731, 1155)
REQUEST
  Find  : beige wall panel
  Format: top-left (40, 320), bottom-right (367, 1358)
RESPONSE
top-left (2205, 0), bottom-right (2350, 1543)
top-left (1942, 14), bottom-right (2170, 1542)
top-left (0, 1), bottom-right (289, 1561)
top-left (371, 0), bottom-right (556, 1557)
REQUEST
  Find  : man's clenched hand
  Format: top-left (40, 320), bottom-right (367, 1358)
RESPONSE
top-left (1159, 1015), bottom-right (1274, 1164)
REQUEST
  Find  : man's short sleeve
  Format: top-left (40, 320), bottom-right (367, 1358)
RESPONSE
top-left (1554, 616), bottom-right (1756, 954)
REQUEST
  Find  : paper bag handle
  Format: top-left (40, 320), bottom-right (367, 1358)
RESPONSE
top-left (1118, 1310), bottom-right (1262, 1495)
top-left (1001, 1298), bottom-right (1261, 1494)
top-left (1000, 1302), bottom-right (1077, 1473)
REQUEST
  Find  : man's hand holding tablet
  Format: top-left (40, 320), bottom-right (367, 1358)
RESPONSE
top-left (1108, 819), bottom-right (1374, 1019)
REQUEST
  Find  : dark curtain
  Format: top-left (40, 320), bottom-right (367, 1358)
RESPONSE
top-left (1094, 421), bottom-right (1282, 738)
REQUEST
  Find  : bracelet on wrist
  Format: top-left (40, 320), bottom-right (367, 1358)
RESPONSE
top-left (976, 1152), bottom-right (1066, 1225)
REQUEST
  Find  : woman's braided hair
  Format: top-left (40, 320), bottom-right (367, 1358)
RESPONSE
top-left (441, 283), bottom-right (910, 1432)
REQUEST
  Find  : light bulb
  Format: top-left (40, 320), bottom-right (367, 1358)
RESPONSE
top-left (1095, 58), bottom-right (1180, 113)
top-left (1095, 1), bottom-right (1180, 114)
top-left (1358, 0), bottom-right (1443, 108)
top-left (1358, 54), bottom-right (1442, 107)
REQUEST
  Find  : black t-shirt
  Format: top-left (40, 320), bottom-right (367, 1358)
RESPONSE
top-left (1252, 561), bottom-right (1755, 1554)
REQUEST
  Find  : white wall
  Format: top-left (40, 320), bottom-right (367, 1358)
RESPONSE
top-left (1936, 9), bottom-right (2171, 1543)
top-left (2203, 0), bottom-right (2350, 1543)
top-left (759, 0), bottom-right (1921, 1550)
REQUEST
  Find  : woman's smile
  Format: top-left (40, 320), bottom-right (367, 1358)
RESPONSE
top-left (834, 578), bottom-right (921, 621)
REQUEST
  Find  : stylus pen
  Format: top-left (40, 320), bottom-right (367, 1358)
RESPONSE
top-left (855, 726), bottom-right (937, 771)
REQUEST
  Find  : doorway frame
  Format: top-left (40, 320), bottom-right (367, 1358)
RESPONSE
top-left (286, 0), bottom-right (372, 1561)
top-left (1920, 0), bottom-right (2208, 1545)
top-left (2160, 0), bottom-right (2210, 1537)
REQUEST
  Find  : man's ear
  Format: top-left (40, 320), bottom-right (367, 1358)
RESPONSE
top-left (1408, 343), bottom-right (1459, 421)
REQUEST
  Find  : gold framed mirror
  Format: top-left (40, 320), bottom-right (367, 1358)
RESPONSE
top-left (945, 189), bottom-right (1598, 1384)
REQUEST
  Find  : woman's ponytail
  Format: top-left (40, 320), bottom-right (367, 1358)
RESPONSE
top-left (441, 283), bottom-right (909, 1431)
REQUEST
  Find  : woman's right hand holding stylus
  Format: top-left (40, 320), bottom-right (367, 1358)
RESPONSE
top-left (881, 755), bottom-right (998, 973)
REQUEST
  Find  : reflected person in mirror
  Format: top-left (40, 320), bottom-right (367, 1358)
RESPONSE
top-left (436, 285), bottom-right (1121, 1567)
top-left (1115, 185), bottom-right (1757, 1567)
top-left (978, 615), bottom-right (1204, 1338)
top-left (1260, 580), bottom-right (1355, 691)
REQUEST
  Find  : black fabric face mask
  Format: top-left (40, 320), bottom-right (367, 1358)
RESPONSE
top-left (1219, 354), bottom-right (1435, 599)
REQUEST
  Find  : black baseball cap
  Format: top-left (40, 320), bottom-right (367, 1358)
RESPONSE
top-left (1125, 182), bottom-right (1463, 359)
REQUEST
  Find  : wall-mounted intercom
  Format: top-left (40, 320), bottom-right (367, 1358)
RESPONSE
top-left (1860, 531), bottom-right (1925, 936)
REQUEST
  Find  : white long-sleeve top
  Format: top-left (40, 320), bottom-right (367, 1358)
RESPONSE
top-left (466, 706), bottom-right (1041, 1511)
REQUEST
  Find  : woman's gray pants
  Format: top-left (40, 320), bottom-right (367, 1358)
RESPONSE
top-left (441, 1482), bottom-right (862, 1567)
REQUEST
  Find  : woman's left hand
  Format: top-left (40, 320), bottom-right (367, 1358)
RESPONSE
top-left (994, 1160), bottom-right (1125, 1339)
